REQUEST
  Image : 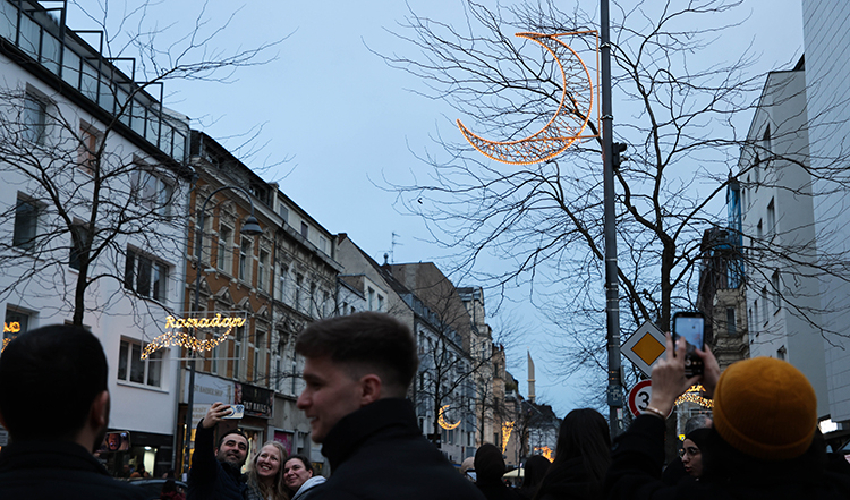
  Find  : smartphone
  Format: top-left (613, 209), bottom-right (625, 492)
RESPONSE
top-left (221, 404), bottom-right (245, 420)
top-left (672, 311), bottom-right (705, 377)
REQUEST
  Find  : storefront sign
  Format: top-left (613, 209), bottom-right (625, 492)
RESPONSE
top-left (235, 383), bottom-right (272, 418)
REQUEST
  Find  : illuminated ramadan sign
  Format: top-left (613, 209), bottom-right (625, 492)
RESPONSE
top-left (142, 312), bottom-right (247, 359)
top-left (2, 322), bottom-right (21, 352)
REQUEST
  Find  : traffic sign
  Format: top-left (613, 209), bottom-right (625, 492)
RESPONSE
top-left (627, 380), bottom-right (653, 417)
top-left (622, 320), bottom-right (666, 376)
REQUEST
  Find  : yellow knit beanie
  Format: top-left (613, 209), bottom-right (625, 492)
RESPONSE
top-left (713, 356), bottom-right (817, 460)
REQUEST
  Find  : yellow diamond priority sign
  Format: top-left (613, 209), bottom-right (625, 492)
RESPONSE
top-left (621, 320), bottom-right (666, 376)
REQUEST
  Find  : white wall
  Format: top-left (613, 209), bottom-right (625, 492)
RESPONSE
top-left (804, 0), bottom-right (850, 422)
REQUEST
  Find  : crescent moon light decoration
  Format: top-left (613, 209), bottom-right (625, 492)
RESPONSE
top-left (438, 404), bottom-right (461, 430)
top-left (457, 31), bottom-right (597, 165)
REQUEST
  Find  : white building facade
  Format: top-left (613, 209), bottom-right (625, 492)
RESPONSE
top-left (737, 64), bottom-right (830, 418)
top-left (1, 0), bottom-right (191, 476)
top-left (803, 0), bottom-right (850, 431)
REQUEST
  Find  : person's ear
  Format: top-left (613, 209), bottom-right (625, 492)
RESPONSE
top-left (91, 390), bottom-right (109, 429)
top-left (359, 374), bottom-right (382, 405)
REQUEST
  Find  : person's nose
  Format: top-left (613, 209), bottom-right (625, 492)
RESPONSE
top-left (296, 390), bottom-right (308, 409)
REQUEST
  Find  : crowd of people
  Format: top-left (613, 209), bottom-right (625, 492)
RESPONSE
top-left (2, 314), bottom-right (850, 500)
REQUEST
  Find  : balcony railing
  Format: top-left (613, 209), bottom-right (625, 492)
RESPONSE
top-left (0, 0), bottom-right (187, 163)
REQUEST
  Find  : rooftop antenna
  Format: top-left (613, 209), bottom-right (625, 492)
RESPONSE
top-left (390, 231), bottom-right (400, 264)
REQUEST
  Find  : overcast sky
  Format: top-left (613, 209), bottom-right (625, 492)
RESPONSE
top-left (68, 0), bottom-right (804, 416)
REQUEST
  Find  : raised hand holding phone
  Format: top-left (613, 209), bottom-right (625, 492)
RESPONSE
top-left (672, 311), bottom-right (705, 378)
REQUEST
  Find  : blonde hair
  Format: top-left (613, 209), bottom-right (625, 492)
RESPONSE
top-left (247, 440), bottom-right (290, 500)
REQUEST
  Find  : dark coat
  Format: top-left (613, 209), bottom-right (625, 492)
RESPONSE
top-left (0, 440), bottom-right (147, 500)
top-left (187, 422), bottom-right (247, 500)
top-left (311, 397), bottom-right (485, 500)
top-left (476, 478), bottom-right (524, 500)
top-left (534, 456), bottom-right (601, 500)
top-left (604, 415), bottom-right (850, 500)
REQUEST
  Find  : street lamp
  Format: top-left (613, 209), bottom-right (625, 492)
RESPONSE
top-left (183, 185), bottom-right (263, 476)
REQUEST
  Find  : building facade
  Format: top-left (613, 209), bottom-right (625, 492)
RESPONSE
top-left (803, 0), bottom-right (850, 437)
top-left (1, 0), bottom-right (191, 476)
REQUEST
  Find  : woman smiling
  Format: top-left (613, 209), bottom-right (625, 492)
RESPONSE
top-left (246, 441), bottom-right (289, 500)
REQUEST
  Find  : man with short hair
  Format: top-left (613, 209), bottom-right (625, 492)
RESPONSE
top-left (187, 402), bottom-right (249, 500)
top-left (0, 325), bottom-right (146, 499)
top-left (295, 311), bottom-right (485, 500)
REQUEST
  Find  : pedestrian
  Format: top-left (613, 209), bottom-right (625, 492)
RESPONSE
top-left (475, 444), bottom-right (523, 500)
top-left (605, 333), bottom-right (850, 499)
top-left (294, 311), bottom-right (485, 500)
top-left (679, 428), bottom-right (709, 480)
top-left (533, 408), bottom-right (611, 500)
top-left (518, 455), bottom-right (551, 500)
top-left (187, 403), bottom-right (249, 500)
top-left (246, 440), bottom-right (289, 500)
top-left (283, 455), bottom-right (326, 500)
top-left (0, 325), bottom-right (147, 499)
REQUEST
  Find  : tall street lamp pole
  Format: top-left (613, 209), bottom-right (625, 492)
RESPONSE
top-left (183, 185), bottom-right (263, 475)
top-left (601, 0), bottom-right (625, 436)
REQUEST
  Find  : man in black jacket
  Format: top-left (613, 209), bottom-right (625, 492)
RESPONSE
top-left (187, 403), bottom-right (249, 500)
top-left (0, 325), bottom-right (146, 500)
top-left (295, 311), bottom-right (485, 500)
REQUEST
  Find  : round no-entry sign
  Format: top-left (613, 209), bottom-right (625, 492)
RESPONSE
top-left (628, 380), bottom-right (653, 417)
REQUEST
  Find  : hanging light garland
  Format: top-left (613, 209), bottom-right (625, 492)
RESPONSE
top-left (142, 313), bottom-right (247, 359)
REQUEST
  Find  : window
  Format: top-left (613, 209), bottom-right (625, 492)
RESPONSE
top-left (118, 338), bottom-right (162, 387)
top-left (318, 236), bottom-right (327, 254)
top-left (310, 282), bottom-right (317, 317)
top-left (756, 219), bottom-right (763, 242)
top-left (78, 125), bottom-right (98, 176)
top-left (13, 196), bottom-right (42, 251)
top-left (239, 237), bottom-right (251, 282)
top-left (771, 272), bottom-right (781, 312)
top-left (300, 221), bottom-right (308, 239)
top-left (132, 169), bottom-right (173, 216)
top-left (777, 345), bottom-right (786, 361)
top-left (726, 308), bottom-right (736, 336)
top-left (367, 287), bottom-right (375, 311)
top-left (295, 274), bottom-right (304, 312)
top-left (279, 263), bottom-right (288, 302)
top-left (124, 249), bottom-right (169, 301)
top-left (218, 226), bottom-right (232, 273)
top-left (278, 204), bottom-right (289, 224)
top-left (4, 307), bottom-right (32, 352)
top-left (290, 353), bottom-right (298, 396)
top-left (763, 124), bottom-right (772, 164)
top-left (761, 287), bottom-right (768, 325)
top-left (254, 329), bottom-right (266, 383)
top-left (766, 199), bottom-right (775, 237)
top-left (748, 306), bottom-right (755, 339)
top-left (233, 324), bottom-right (244, 379)
top-left (69, 224), bottom-right (89, 271)
top-left (322, 291), bottom-right (330, 318)
top-left (377, 294), bottom-right (384, 312)
top-left (24, 93), bottom-right (46, 144)
top-left (258, 251), bottom-right (268, 292)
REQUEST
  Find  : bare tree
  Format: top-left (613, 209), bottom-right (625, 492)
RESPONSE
top-left (0, 0), bottom-right (284, 327)
top-left (374, 0), bottom-right (847, 386)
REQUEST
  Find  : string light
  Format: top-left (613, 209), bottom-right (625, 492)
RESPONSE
top-left (534, 446), bottom-right (554, 462)
top-left (457, 31), bottom-right (597, 165)
top-left (142, 314), bottom-right (246, 359)
top-left (501, 421), bottom-right (515, 452)
top-left (438, 404), bottom-right (461, 430)
top-left (675, 385), bottom-right (714, 408)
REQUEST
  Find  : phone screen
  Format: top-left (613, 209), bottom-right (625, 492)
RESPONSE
top-left (674, 315), bottom-right (704, 352)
